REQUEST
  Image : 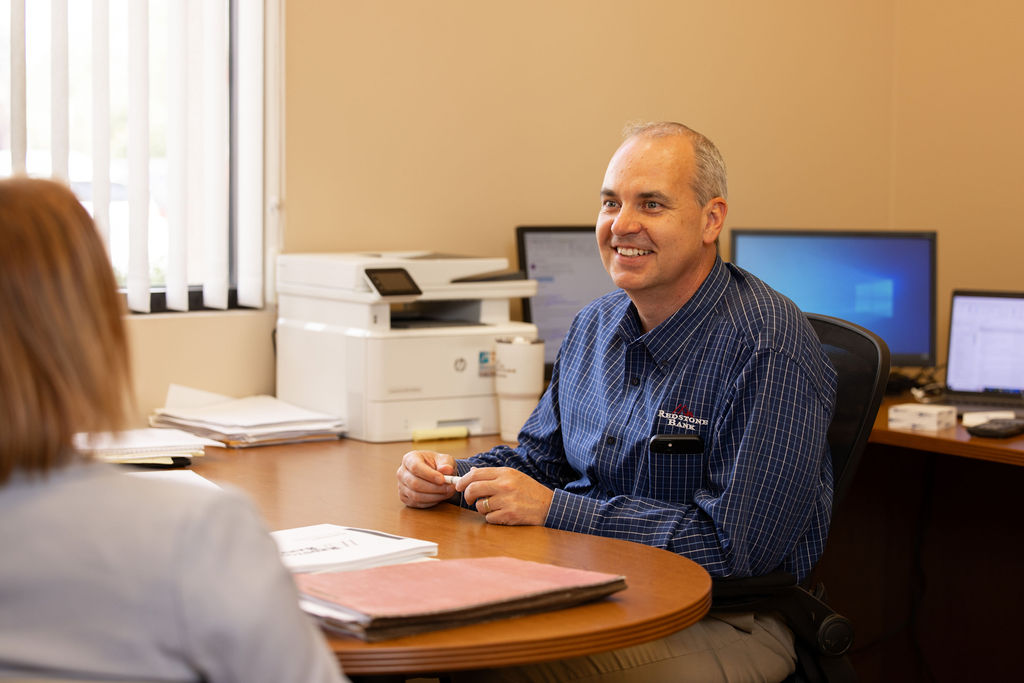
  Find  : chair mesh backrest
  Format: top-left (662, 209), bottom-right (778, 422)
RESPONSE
top-left (807, 313), bottom-right (891, 513)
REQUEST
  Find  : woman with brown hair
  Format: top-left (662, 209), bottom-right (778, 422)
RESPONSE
top-left (0, 178), bottom-right (346, 682)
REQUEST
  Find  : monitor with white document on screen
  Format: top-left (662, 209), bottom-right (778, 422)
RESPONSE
top-left (516, 226), bottom-right (617, 379)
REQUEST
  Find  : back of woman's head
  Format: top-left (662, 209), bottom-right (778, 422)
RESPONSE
top-left (0, 177), bottom-right (133, 483)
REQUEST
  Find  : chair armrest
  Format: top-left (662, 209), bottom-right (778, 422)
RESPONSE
top-left (776, 584), bottom-right (854, 657)
top-left (711, 572), bottom-right (853, 657)
top-left (711, 569), bottom-right (797, 610)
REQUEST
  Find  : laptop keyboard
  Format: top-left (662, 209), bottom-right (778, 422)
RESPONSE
top-left (940, 394), bottom-right (1024, 416)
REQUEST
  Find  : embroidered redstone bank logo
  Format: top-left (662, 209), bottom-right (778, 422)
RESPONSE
top-left (656, 404), bottom-right (708, 431)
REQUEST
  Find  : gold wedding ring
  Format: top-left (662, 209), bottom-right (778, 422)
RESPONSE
top-left (480, 497), bottom-right (491, 514)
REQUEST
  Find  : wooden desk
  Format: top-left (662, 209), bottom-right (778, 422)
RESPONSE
top-left (870, 395), bottom-right (1024, 466)
top-left (812, 395), bottom-right (1024, 683)
top-left (193, 437), bottom-right (711, 676)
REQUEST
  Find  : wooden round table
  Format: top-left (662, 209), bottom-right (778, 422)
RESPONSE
top-left (194, 436), bottom-right (712, 675)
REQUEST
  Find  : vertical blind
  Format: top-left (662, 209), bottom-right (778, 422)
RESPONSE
top-left (5, 0), bottom-right (265, 312)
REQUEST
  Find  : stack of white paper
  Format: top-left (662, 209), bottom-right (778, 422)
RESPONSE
top-left (149, 385), bottom-right (345, 448)
top-left (74, 427), bottom-right (221, 466)
top-left (271, 524), bottom-right (438, 574)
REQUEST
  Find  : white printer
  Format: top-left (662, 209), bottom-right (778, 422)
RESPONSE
top-left (275, 251), bottom-right (538, 442)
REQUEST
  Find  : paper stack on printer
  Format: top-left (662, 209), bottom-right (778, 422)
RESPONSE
top-left (149, 384), bottom-right (345, 448)
top-left (74, 427), bottom-right (222, 467)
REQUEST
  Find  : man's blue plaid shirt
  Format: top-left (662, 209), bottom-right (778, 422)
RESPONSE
top-left (457, 257), bottom-right (837, 581)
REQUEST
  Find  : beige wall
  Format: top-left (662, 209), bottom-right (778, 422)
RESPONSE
top-left (283, 0), bottom-right (895, 259)
top-left (125, 310), bottom-right (277, 425)
top-left (889, 0), bottom-right (1024, 368)
top-left (130, 0), bottom-right (1024, 420)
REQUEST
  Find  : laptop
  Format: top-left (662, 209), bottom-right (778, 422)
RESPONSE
top-left (934, 290), bottom-right (1024, 415)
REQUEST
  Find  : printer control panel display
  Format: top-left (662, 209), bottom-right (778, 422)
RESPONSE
top-left (365, 268), bottom-right (422, 297)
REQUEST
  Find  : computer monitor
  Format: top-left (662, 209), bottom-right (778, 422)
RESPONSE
top-left (516, 226), bottom-right (617, 377)
top-left (729, 229), bottom-right (936, 367)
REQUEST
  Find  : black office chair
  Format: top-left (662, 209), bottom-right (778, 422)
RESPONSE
top-left (711, 313), bottom-right (890, 683)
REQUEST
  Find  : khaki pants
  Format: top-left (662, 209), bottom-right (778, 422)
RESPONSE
top-left (452, 612), bottom-right (796, 683)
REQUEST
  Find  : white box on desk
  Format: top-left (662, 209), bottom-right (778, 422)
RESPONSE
top-left (887, 403), bottom-right (957, 432)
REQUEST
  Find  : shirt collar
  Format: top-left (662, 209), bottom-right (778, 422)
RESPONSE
top-left (615, 256), bottom-right (730, 367)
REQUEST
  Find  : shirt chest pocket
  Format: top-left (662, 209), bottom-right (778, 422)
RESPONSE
top-left (643, 451), bottom-right (705, 502)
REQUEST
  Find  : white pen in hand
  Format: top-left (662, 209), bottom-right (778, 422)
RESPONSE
top-left (443, 474), bottom-right (461, 485)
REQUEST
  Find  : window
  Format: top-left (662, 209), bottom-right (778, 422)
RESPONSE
top-left (1, 0), bottom-right (270, 313)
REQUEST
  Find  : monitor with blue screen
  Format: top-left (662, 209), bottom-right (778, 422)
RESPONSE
top-left (516, 226), bottom-right (618, 378)
top-left (729, 229), bottom-right (936, 367)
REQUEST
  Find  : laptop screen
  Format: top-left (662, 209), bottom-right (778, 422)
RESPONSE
top-left (945, 291), bottom-right (1024, 395)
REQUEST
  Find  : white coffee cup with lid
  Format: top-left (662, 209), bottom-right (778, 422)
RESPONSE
top-left (494, 337), bottom-right (545, 443)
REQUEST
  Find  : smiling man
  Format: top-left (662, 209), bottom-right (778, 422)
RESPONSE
top-left (597, 124), bottom-right (726, 332)
top-left (396, 122), bottom-right (837, 682)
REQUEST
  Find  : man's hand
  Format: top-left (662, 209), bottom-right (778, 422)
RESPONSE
top-left (456, 467), bottom-right (554, 525)
top-left (396, 450), bottom-right (457, 508)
